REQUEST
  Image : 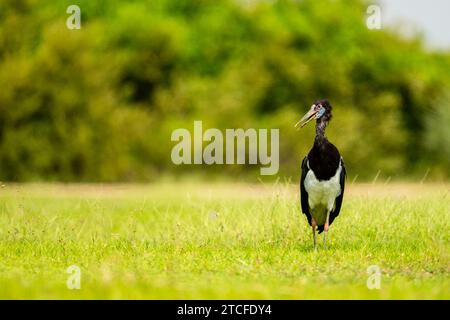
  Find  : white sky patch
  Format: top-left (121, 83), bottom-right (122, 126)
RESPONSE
top-left (379, 0), bottom-right (450, 50)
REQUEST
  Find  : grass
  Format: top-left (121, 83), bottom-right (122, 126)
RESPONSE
top-left (0, 182), bottom-right (448, 299)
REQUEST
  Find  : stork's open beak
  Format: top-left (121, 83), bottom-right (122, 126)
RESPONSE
top-left (294, 105), bottom-right (318, 129)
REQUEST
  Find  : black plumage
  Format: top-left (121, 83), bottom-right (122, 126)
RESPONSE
top-left (300, 155), bottom-right (346, 234)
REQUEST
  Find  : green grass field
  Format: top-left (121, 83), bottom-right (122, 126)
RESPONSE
top-left (0, 182), bottom-right (448, 299)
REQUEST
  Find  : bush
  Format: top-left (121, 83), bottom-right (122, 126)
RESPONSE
top-left (0, 0), bottom-right (449, 181)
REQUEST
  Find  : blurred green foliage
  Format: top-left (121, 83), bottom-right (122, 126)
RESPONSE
top-left (0, 0), bottom-right (449, 181)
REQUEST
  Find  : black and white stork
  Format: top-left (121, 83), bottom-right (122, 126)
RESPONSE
top-left (295, 99), bottom-right (346, 250)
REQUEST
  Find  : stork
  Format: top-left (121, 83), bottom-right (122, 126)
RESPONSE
top-left (295, 99), bottom-right (346, 250)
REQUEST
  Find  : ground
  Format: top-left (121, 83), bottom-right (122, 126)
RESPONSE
top-left (0, 182), bottom-right (448, 299)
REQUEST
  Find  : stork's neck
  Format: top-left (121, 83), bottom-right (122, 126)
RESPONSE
top-left (314, 120), bottom-right (328, 147)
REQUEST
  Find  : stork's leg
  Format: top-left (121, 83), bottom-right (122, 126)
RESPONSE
top-left (324, 212), bottom-right (331, 249)
top-left (311, 218), bottom-right (317, 251)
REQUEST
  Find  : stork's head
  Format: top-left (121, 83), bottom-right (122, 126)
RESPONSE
top-left (295, 99), bottom-right (332, 129)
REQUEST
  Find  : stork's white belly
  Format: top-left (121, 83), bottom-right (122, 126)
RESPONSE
top-left (304, 163), bottom-right (342, 225)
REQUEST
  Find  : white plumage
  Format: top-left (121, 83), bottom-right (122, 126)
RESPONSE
top-left (304, 160), bottom-right (342, 225)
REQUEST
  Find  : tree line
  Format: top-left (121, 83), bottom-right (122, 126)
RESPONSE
top-left (0, 0), bottom-right (449, 181)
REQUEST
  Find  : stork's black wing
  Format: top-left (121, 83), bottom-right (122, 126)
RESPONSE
top-left (300, 156), bottom-right (312, 226)
top-left (329, 157), bottom-right (346, 226)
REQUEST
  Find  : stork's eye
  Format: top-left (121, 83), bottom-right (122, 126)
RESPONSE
top-left (316, 106), bottom-right (326, 119)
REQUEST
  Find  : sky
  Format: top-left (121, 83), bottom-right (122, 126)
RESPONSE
top-left (380, 0), bottom-right (450, 50)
